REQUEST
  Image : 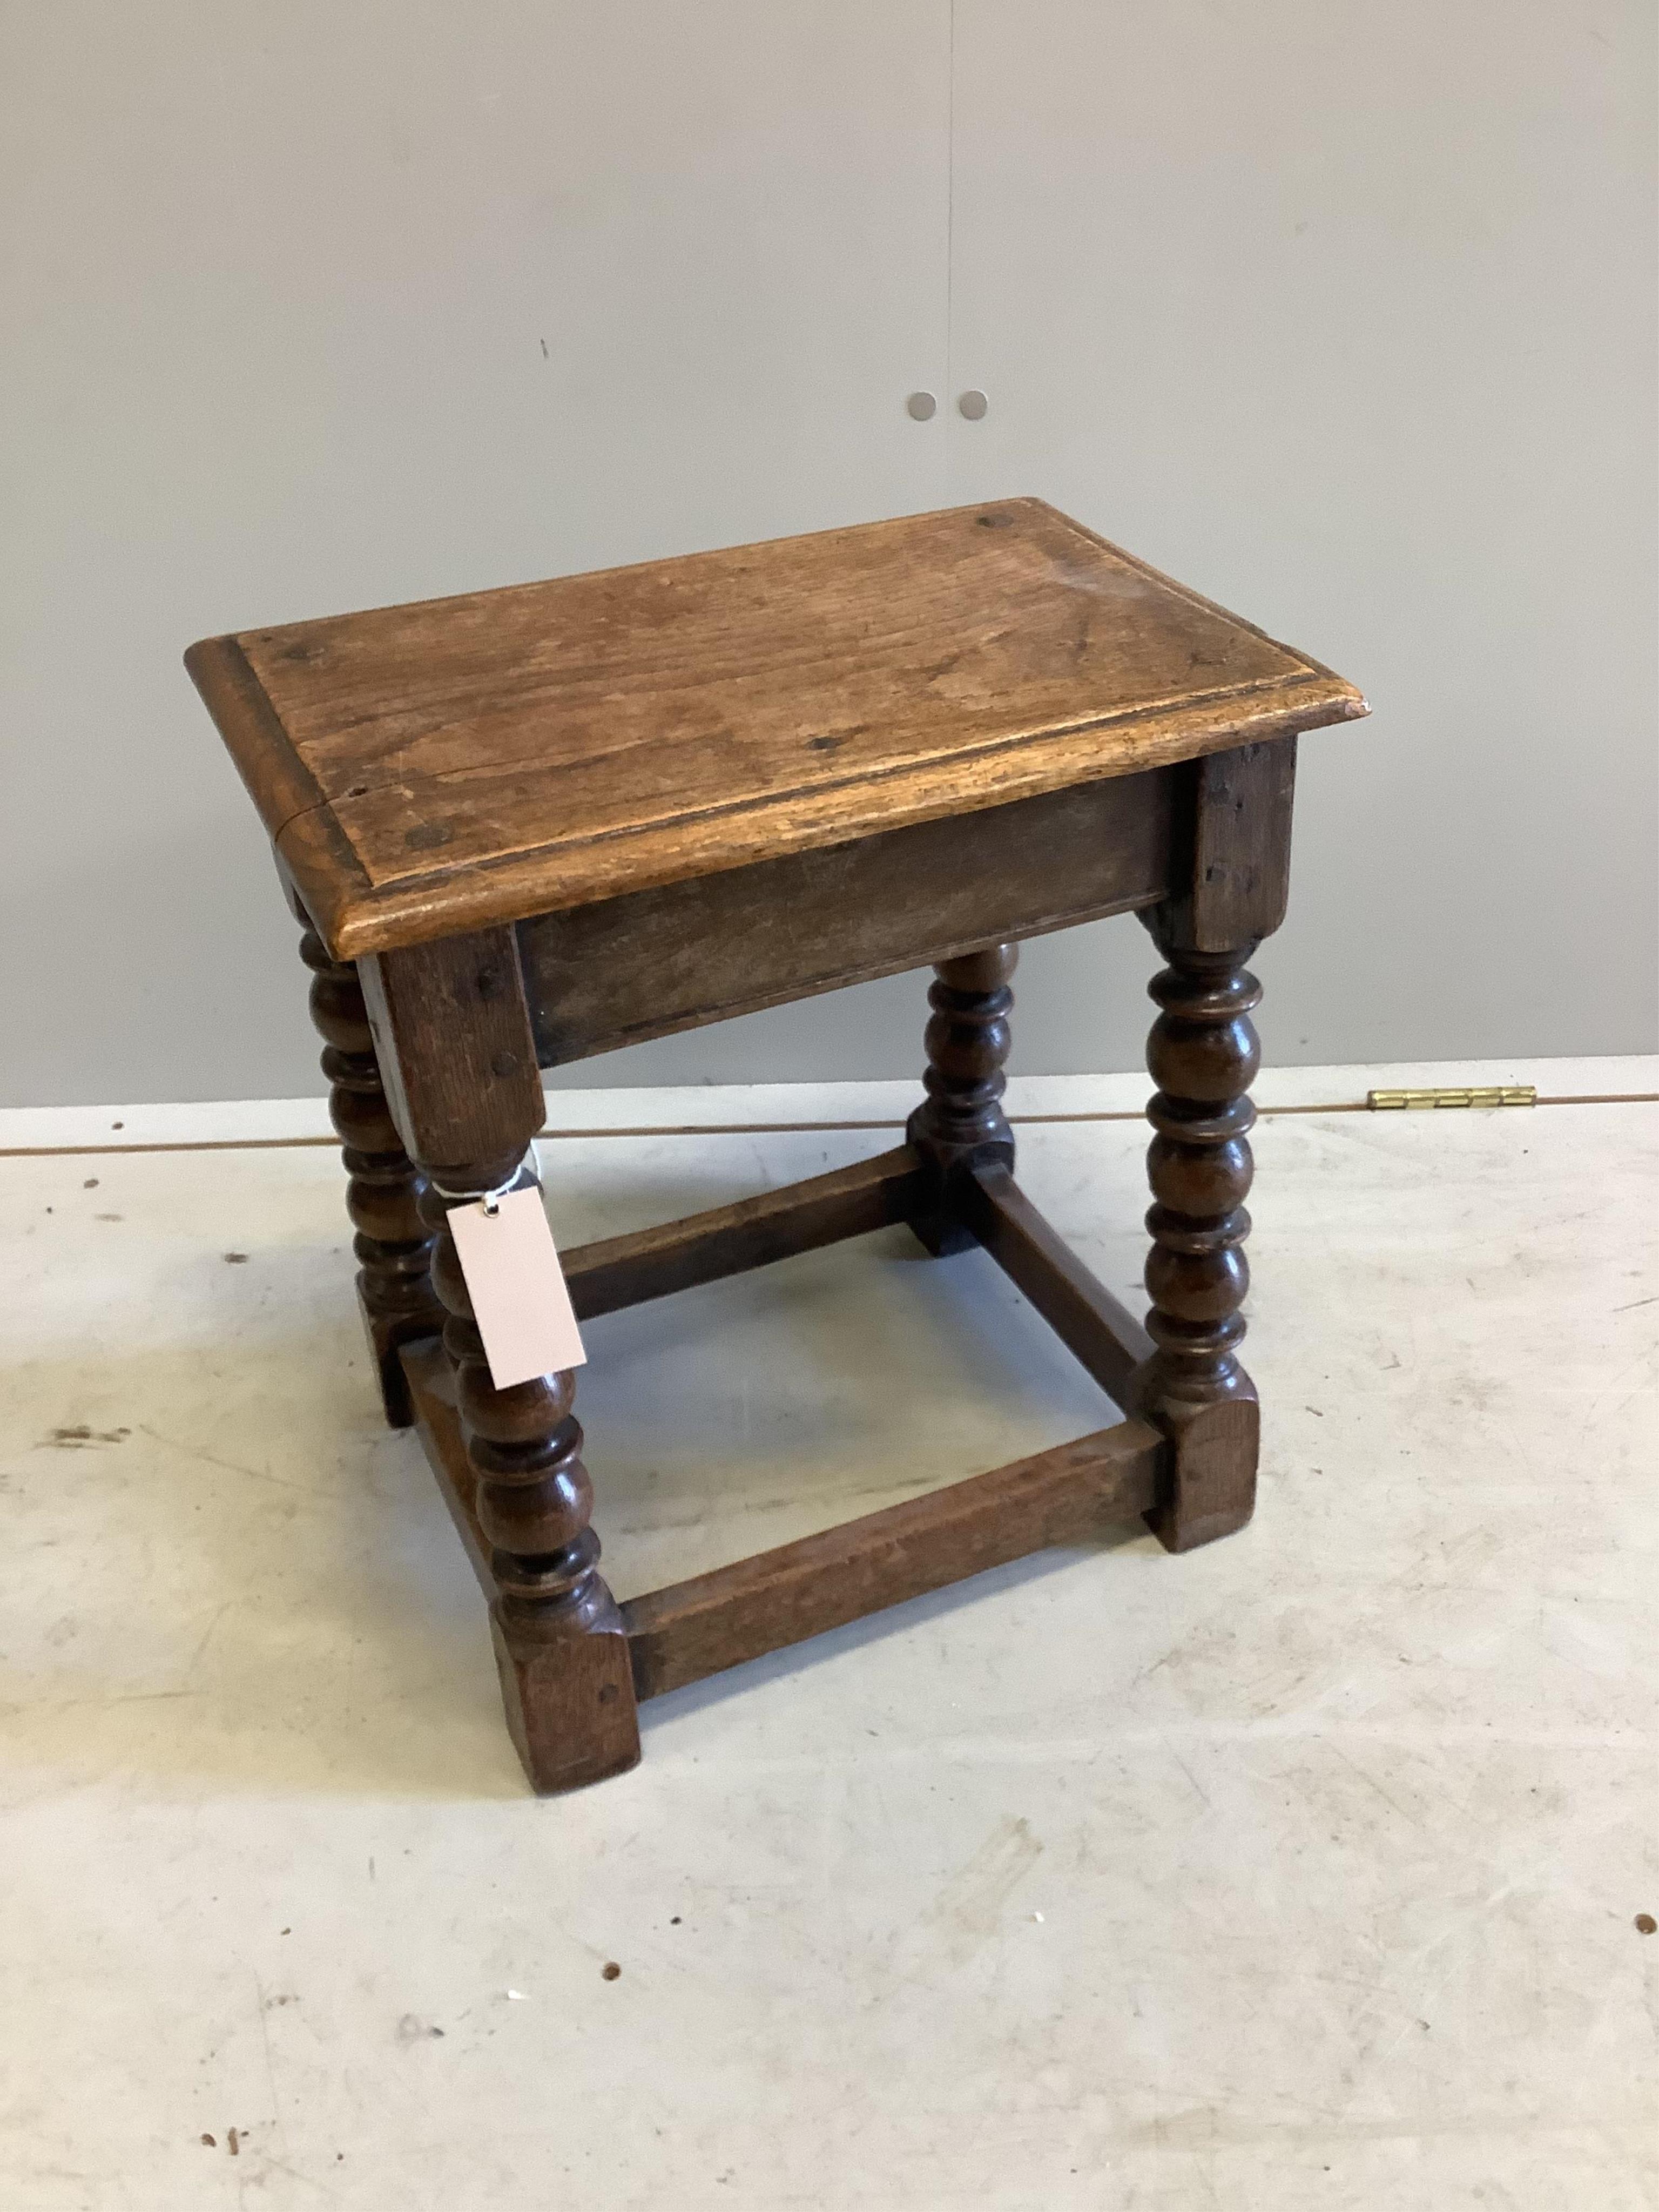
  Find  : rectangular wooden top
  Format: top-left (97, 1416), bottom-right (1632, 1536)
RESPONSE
top-left (186, 499), bottom-right (1366, 958)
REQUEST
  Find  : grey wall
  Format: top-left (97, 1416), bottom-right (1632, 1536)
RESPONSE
top-left (4, 1), bottom-right (1654, 1107)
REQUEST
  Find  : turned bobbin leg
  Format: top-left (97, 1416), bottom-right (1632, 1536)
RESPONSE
top-left (1136, 935), bottom-right (1261, 1549)
top-left (285, 876), bottom-right (441, 1426)
top-left (361, 928), bottom-right (639, 1795)
top-left (1132, 737), bottom-right (1297, 1552)
top-left (905, 943), bottom-right (1017, 1255)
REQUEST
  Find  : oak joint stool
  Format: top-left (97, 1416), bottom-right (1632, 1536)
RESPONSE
top-left (188, 499), bottom-right (1366, 1795)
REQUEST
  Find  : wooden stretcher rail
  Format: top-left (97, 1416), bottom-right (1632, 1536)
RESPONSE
top-left (401, 1339), bottom-right (1164, 1707)
top-left (402, 1340), bottom-right (495, 1597)
top-left (958, 1164), bottom-right (1154, 1405)
top-left (561, 1145), bottom-right (928, 1320)
top-left (619, 1420), bottom-right (1164, 1699)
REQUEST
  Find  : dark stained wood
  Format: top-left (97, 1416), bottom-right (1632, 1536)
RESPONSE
top-left (188, 636), bottom-right (354, 879)
top-left (400, 1337), bottom-right (1166, 1713)
top-left (281, 869), bottom-right (439, 1425)
top-left (957, 1165), bottom-right (1153, 1407)
top-left (621, 1422), bottom-right (1165, 1700)
top-left (358, 928), bottom-right (545, 1175)
top-left (1134, 928), bottom-right (1263, 1553)
top-left (516, 770), bottom-right (1174, 1067)
top-left (1157, 737), bottom-right (1298, 953)
top-left (563, 1148), bottom-right (927, 1321)
top-left (1128, 736), bottom-right (1300, 1549)
top-left (402, 1338), bottom-right (1163, 1706)
top-left (206, 514), bottom-right (1363, 1792)
top-left (371, 940), bottom-right (639, 1795)
top-left (185, 501), bottom-right (1366, 959)
top-left (906, 944), bottom-right (1018, 1255)
top-left (402, 1336), bottom-right (495, 1599)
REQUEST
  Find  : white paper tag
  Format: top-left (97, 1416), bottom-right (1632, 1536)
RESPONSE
top-left (447, 1188), bottom-right (587, 1390)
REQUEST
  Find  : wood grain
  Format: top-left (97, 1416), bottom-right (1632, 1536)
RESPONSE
top-left (1136, 923), bottom-right (1263, 1554)
top-left (403, 1337), bottom-right (495, 1599)
top-left (957, 1165), bottom-right (1153, 1406)
top-left (516, 770), bottom-right (1173, 1067)
top-left (284, 874), bottom-right (440, 1426)
top-left (402, 1102), bottom-right (639, 1793)
top-left (358, 928), bottom-right (544, 1176)
top-left (620, 1421), bottom-right (1164, 1700)
top-left (231, 508), bottom-right (1359, 1791)
top-left (1126, 730), bottom-right (1299, 1550)
top-left (403, 1339), bottom-right (1163, 1707)
top-left (1157, 737), bottom-right (1299, 953)
top-left (906, 945), bottom-right (1019, 1255)
top-left (561, 1147), bottom-right (927, 1320)
top-left (186, 501), bottom-right (1366, 957)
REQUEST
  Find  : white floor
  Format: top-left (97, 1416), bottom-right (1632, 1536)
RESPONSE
top-left (2, 1061), bottom-right (1655, 2211)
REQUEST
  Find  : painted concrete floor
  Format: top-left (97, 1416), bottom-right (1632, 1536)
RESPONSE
top-left (1, 1060), bottom-right (1655, 2211)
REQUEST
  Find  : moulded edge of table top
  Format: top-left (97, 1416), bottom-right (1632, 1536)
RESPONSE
top-left (185, 503), bottom-right (1368, 960)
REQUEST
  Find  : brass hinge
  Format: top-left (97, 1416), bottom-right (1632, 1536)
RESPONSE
top-left (1368, 1085), bottom-right (1536, 1111)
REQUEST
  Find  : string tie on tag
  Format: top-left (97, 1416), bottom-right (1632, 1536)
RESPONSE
top-left (428, 1145), bottom-right (539, 1217)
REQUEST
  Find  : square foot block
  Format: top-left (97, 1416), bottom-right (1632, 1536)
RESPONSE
top-left (490, 1604), bottom-right (641, 1796)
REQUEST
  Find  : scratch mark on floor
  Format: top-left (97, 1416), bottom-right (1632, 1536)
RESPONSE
top-left (252, 1972), bottom-right (288, 2163)
top-left (1169, 1748), bottom-right (1213, 1811)
top-left (186, 1601), bottom-right (233, 1679)
top-left (1326, 1742), bottom-right (1422, 1828)
top-left (138, 1424), bottom-right (308, 1492)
